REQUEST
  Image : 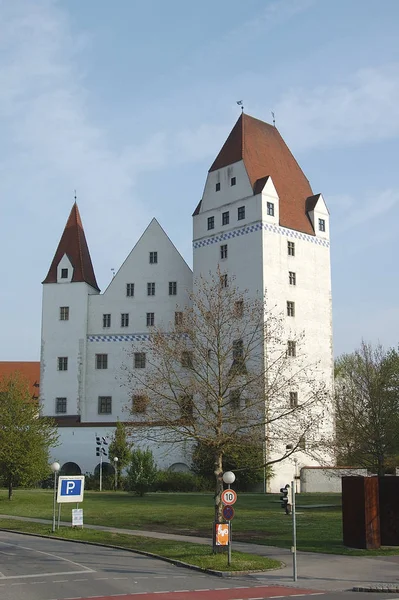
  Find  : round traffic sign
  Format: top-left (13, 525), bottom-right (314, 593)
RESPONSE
top-left (222, 505), bottom-right (235, 521)
top-left (221, 488), bottom-right (237, 505)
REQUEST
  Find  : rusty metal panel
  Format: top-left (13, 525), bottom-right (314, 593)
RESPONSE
top-left (342, 476), bottom-right (380, 549)
top-left (379, 477), bottom-right (399, 546)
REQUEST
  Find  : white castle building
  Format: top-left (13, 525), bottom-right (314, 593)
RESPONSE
top-left (40, 113), bottom-right (333, 492)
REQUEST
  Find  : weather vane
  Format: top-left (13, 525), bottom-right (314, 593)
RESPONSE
top-left (74, 189), bottom-right (77, 202)
top-left (236, 100), bottom-right (244, 112)
top-left (271, 111), bottom-right (276, 127)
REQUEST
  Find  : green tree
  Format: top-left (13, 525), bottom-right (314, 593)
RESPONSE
top-left (0, 374), bottom-right (59, 499)
top-left (108, 420), bottom-right (133, 489)
top-left (192, 438), bottom-right (269, 491)
top-left (125, 448), bottom-right (157, 496)
top-left (335, 342), bottom-right (399, 475)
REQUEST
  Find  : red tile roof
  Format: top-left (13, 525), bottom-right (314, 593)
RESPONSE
top-left (43, 203), bottom-right (99, 290)
top-left (0, 362), bottom-right (40, 399)
top-left (209, 113), bottom-right (315, 235)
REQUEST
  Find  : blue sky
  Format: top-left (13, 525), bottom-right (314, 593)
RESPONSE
top-left (1, 0), bottom-right (398, 360)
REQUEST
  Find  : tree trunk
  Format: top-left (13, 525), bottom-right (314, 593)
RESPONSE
top-left (8, 476), bottom-right (12, 500)
top-left (214, 450), bottom-right (223, 523)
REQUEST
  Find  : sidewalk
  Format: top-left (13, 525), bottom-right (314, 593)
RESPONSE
top-left (1, 514), bottom-right (399, 592)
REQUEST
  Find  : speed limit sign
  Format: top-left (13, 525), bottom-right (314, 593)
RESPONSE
top-left (221, 489), bottom-right (237, 505)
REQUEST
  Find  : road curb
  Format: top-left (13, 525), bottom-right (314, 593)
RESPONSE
top-left (353, 586), bottom-right (399, 593)
top-left (0, 527), bottom-right (284, 578)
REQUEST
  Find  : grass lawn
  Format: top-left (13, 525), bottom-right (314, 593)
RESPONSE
top-left (0, 489), bottom-right (397, 556)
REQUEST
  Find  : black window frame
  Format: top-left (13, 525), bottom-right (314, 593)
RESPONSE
top-left (207, 216), bottom-right (215, 230)
top-left (147, 282), bottom-right (155, 296)
top-left (215, 182), bottom-right (221, 192)
top-left (319, 218), bottom-right (326, 232)
top-left (121, 313), bottom-right (129, 327)
top-left (57, 356), bottom-right (68, 371)
top-left (289, 271), bottom-right (296, 285)
top-left (126, 283), bottom-right (135, 297)
top-left (267, 202), bottom-right (274, 216)
top-left (222, 211), bottom-right (229, 226)
top-left (220, 244), bottom-right (228, 259)
top-left (96, 353), bottom-right (108, 369)
top-left (134, 352), bottom-right (146, 369)
top-left (103, 313), bottom-right (111, 328)
top-left (237, 206), bottom-right (245, 220)
top-left (98, 396), bottom-right (112, 415)
top-left (288, 241), bottom-right (295, 256)
top-left (169, 281), bottom-right (177, 296)
top-left (61, 268), bottom-right (68, 279)
top-left (60, 306), bottom-right (69, 321)
top-left (149, 251), bottom-right (158, 264)
top-left (146, 312), bottom-right (155, 327)
top-left (55, 397), bottom-right (67, 414)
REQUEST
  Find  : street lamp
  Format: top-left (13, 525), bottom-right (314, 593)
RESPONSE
top-left (113, 457), bottom-right (118, 490)
top-left (50, 461), bottom-right (60, 533)
top-left (222, 471), bottom-right (235, 487)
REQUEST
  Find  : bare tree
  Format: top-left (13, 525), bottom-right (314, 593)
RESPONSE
top-left (335, 341), bottom-right (399, 475)
top-left (123, 272), bottom-right (330, 522)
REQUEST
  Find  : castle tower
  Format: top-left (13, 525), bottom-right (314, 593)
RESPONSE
top-left (192, 113), bottom-right (333, 490)
top-left (40, 203), bottom-right (100, 420)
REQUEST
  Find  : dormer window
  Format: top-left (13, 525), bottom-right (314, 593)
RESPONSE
top-left (215, 182), bottom-right (221, 192)
top-left (61, 268), bottom-right (68, 279)
top-left (319, 218), bottom-right (326, 232)
top-left (230, 177), bottom-right (236, 186)
top-left (267, 202), bottom-right (274, 216)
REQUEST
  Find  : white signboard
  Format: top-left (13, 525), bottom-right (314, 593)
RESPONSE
top-left (57, 476), bottom-right (85, 503)
top-left (72, 508), bottom-right (83, 527)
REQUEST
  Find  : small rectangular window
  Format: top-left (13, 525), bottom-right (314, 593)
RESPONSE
top-left (229, 389), bottom-right (241, 411)
top-left (319, 218), bottom-right (326, 232)
top-left (222, 211), bottom-right (229, 226)
top-left (146, 312), bottom-right (155, 326)
top-left (180, 395), bottom-right (194, 421)
top-left (58, 357), bottom-right (68, 371)
top-left (208, 216), bottom-right (215, 230)
top-left (149, 251), bottom-right (158, 264)
top-left (98, 396), bottom-right (112, 415)
top-left (234, 300), bottom-right (244, 317)
top-left (60, 306), bottom-right (69, 321)
top-left (121, 313), bottom-right (129, 327)
top-left (290, 392), bottom-right (298, 408)
top-left (237, 206), bottom-right (245, 220)
top-left (267, 202), bottom-right (274, 216)
top-left (132, 394), bottom-right (149, 414)
top-left (287, 301), bottom-right (295, 317)
top-left (175, 311), bottom-right (183, 326)
top-left (287, 341), bottom-right (296, 357)
top-left (126, 283), bottom-right (135, 297)
top-left (215, 182), bottom-right (221, 192)
top-left (96, 354), bottom-right (108, 369)
top-left (169, 281), bottom-right (177, 295)
top-left (220, 244), bottom-right (228, 259)
top-left (134, 352), bottom-right (146, 368)
top-left (288, 241), bottom-right (295, 256)
top-left (230, 176), bottom-right (236, 186)
top-left (289, 271), bottom-right (296, 286)
top-left (55, 397), bottom-right (67, 414)
top-left (220, 273), bottom-right (228, 288)
top-left (147, 282), bottom-right (155, 296)
top-left (61, 268), bottom-right (68, 279)
top-left (181, 351), bottom-right (193, 368)
top-left (103, 313), bottom-right (111, 328)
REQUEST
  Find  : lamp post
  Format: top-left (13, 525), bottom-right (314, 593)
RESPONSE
top-left (222, 471), bottom-right (235, 566)
top-left (113, 457), bottom-right (118, 490)
top-left (51, 462), bottom-right (60, 533)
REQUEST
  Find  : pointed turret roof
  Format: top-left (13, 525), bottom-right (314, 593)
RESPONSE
top-left (208, 113), bottom-right (315, 235)
top-left (42, 203), bottom-right (99, 290)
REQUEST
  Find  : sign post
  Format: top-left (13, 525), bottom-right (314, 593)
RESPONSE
top-left (221, 483), bottom-right (237, 567)
top-left (291, 479), bottom-right (297, 581)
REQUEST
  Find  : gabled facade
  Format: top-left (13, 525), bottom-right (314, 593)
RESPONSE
top-left (40, 113), bottom-right (333, 489)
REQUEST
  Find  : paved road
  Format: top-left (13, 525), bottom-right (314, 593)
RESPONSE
top-left (1, 531), bottom-right (398, 600)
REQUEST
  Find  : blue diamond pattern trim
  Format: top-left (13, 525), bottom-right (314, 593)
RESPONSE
top-left (193, 221), bottom-right (330, 249)
top-left (88, 334), bottom-right (151, 343)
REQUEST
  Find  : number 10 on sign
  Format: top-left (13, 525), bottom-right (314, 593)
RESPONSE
top-left (222, 489), bottom-right (237, 505)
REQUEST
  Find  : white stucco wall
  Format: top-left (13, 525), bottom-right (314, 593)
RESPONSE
top-left (300, 467), bottom-right (368, 493)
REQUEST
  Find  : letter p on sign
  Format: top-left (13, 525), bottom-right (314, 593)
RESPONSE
top-left (66, 481), bottom-right (76, 494)
top-left (57, 476), bottom-right (85, 503)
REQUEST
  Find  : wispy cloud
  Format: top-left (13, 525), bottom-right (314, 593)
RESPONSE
top-left (273, 65), bottom-right (399, 150)
top-left (330, 188), bottom-right (399, 234)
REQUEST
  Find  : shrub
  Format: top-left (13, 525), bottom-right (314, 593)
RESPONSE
top-left (125, 448), bottom-right (157, 496)
top-left (155, 470), bottom-right (211, 492)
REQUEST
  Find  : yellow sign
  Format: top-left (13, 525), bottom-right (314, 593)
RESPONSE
top-left (215, 523), bottom-right (229, 546)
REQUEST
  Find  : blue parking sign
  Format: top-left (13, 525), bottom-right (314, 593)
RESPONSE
top-left (57, 476), bottom-right (85, 503)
